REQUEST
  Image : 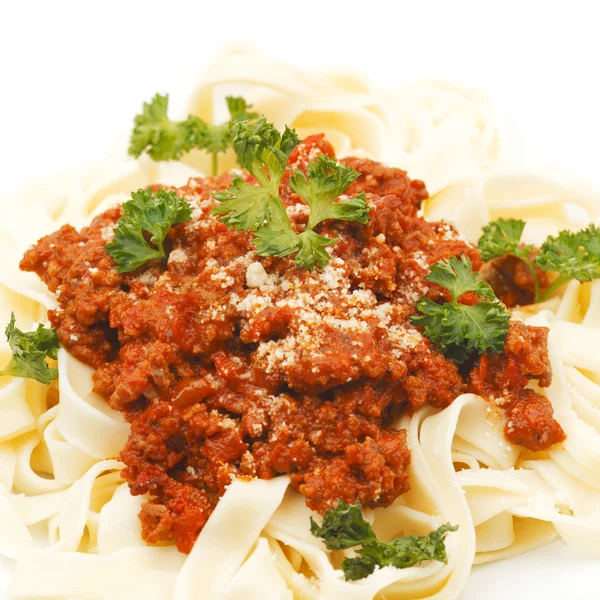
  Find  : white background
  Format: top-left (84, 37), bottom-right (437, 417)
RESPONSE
top-left (1, 1), bottom-right (599, 598)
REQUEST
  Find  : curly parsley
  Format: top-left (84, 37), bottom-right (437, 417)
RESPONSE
top-left (535, 224), bottom-right (600, 299)
top-left (128, 94), bottom-right (257, 175)
top-left (411, 255), bottom-right (510, 363)
top-left (478, 218), bottom-right (600, 302)
top-left (310, 500), bottom-right (457, 581)
top-left (478, 218), bottom-right (533, 263)
top-left (289, 155), bottom-right (370, 269)
top-left (106, 188), bottom-right (192, 273)
top-left (212, 118), bottom-right (370, 270)
top-left (478, 217), bottom-right (538, 299)
top-left (0, 313), bottom-right (59, 384)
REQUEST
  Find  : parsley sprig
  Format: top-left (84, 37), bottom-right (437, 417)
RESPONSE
top-left (0, 313), bottom-right (59, 385)
top-left (411, 255), bottom-right (511, 364)
top-left (106, 189), bottom-right (192, 273)
top-left (212, 118), bottom-right (370, 270)
top-left (128, 94), bottom-right (257, 176)
top-left (310, 500), bottom-right (457, 581)
top-left (535, 225), bottom-right (600, 298)
top-left (478, 219), bottom-right (600, 302)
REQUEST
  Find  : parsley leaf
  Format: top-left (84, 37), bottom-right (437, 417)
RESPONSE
top-left (477, 218), bottom-right (539, 299)
top-left (0, 313), bottom-right (59, 385)
top-left (535, 224), bottom-right (600, 299)
top-left (252, 207), bottom-right (301, 259)
top-left (310, 500), bottom-right (458, 581)
top-left (229, 118), bottom-right (300, 190)
top-left (212, 117), bottom-right (301, 262)
top-left (226, 96), bottom-right (256, 121)
top-left (310, 499), bottom-right (377, 550)
top-left (295, 230), bottom-right (338, 270)
top-left (424, 254), bottom-right (497, 301)
top-left (128, 94), bottom-right (204, 161)
top-left (211, 118), bottom-right (301, 230)
top-left (478, 218), bottom-right (533, 262)
top-left (212, 177), bottom-right (273, 231)
top-left (213, 122), bottom-right (370, 270)
top-left (106, 188), bottom-right (192, 273)
top-left (128, 94), bottom-right (257, 175)
top-left (411, 255), bottom-right (510, 363)
top-left (478, 220), bottom-right (600, 303)
top-left (341, 523), bottom-right (457, 581)
top-left (289, 155), bottom-right (370, 229)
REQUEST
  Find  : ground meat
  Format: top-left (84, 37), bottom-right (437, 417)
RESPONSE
top-left (342, 157), bottom-right (428, 217)
top-left (20, 134), bottom-right (561, 553)
top-left (504, 389), bottom-right (565, 451)
top-left (402, 342), bottom-right (467, 410)
top-left (295, 432), bottom-right (411, 513)
top-left (479, 251), bottom-right (551, 307)
top-left (470, 321), bottom-right (564, 450)
top-left (21, 210), bottom-right (124, 366)
top-left (94, 341), bottom-right (194, 411)
top-left (126, 465), bottom-right (217, 554)
top-left (470, 321), bottom-right (553, 392)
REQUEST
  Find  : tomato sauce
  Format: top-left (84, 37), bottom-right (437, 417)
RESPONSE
top-left (21, 135), bottom-right (564, 553)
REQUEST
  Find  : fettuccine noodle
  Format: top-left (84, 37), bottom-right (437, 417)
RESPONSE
top-left (1, 46), bottom-right (600, 600)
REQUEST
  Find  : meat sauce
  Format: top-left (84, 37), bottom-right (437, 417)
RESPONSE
top-left (21, 134), bottom-right (565, 553)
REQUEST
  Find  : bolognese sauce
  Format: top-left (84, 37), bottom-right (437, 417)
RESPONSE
top-left (20, 134), bottom-right (565, 553)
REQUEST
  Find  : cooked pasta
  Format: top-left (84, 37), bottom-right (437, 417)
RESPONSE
top-left (1, 46), bottom-right (599, 600)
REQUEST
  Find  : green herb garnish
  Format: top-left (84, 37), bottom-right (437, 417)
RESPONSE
top-left (478, 218), bottom-right (533, 263)
top-left (310, 500), bottom-right (457, 581)
top-left (478, 219), bottom-right (600, 302)
top-left (106, 188), bottom-right (192, 273)
top-left (411, 255), bottom-right (510, 363)
top-left (535, 225), bottom-right (600, 299)
top-left (128, 94), bottom-right (257, 175)
top-left (0, 313), bottom-right (59, 384)
top-left (212, 118), bottom-right (370, 270)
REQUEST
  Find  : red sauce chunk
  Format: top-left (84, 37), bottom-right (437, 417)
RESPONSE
top-left (20, 135), bottom-right (565, 553)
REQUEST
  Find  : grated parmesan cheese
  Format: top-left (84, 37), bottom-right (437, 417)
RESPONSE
top-left (168, 248), bottom-right (188, 264)
top-left (246, 262), bottom-right (270, 288)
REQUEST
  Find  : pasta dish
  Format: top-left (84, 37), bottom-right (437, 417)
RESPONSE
top-left (1, 46), bottom-right (600, 600)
